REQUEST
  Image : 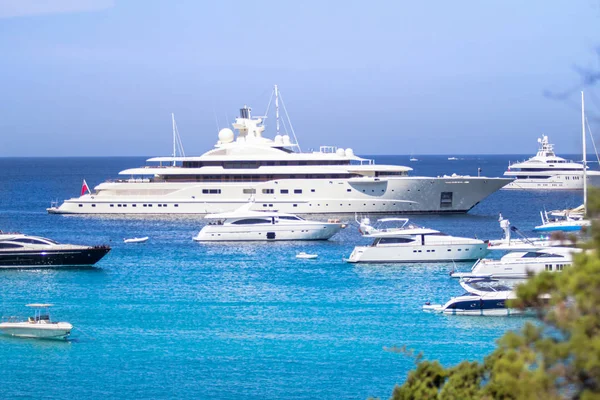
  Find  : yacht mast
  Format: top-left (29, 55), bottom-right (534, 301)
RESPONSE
top-left (172, 113), bottom-right (177, 166)
top-left (275, 84), bottom-right (280, 137)
top-left (582, 91), bottom-right (587, 214)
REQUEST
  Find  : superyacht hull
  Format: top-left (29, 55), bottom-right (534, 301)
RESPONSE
top-left (48, 176), bottom-right (512, 215)
top-left (503, 173), bottom-right (600, 190)
top-left (0, 247), bottom-right (110, 268)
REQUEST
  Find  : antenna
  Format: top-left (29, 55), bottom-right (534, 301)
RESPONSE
top-left (582, 91), bottom-right (587, 214)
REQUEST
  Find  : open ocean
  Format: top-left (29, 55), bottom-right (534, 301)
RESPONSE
top-left (0, 155), bottom-right (585, 399)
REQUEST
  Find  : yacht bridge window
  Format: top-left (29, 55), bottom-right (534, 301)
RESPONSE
top-left (375, 237), bottom-right (415, 245)
top-left (231, 218), bottom-right (272, 225)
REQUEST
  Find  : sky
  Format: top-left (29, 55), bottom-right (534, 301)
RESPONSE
top-left (0, 0), bottom-right (599, 156)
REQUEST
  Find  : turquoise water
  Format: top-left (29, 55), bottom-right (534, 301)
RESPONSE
top-left (0, 156), bottom-right (583, 399)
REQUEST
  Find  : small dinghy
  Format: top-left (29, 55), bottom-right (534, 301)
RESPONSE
top-left (296, 252), bottom-right (318, 259)
top-left (123, 237), bottom-right (149, 244)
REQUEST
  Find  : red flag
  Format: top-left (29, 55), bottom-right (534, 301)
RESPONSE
top-left (81, 179), bottom-right (91, 196)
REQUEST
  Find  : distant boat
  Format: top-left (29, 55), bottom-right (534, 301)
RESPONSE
top-left (0, 304), bottom-right (72, 339)
top-left (448, 157), bottom-right (459, 161)
top-left (409, 156), bottom-right (418, 162)
top-left (296, 252), bottom-right (318, 259)
top-left (124, 237), bottom-right (149, 243)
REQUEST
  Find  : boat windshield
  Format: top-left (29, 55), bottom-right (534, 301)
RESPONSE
top-left (522, 252), bottom-right (563, 258)
top-left (467, 281), bottom-right (512, 292)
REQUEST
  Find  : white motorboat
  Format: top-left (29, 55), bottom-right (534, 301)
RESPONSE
top-left (46, 86), bottom-right (511, 216)
top-left (423, 279), bottom-right (522, 316)
top-left (345, 217), bottom-right (488, 263)
top-left (192, 204), bottom-right (343, 242)
top-left (0, 304), bottom-right (72, 339)
top-left (124, 237), bottom-right (149, 243)
top-left (452, 247), bottom-right (578, 279)
top-left (0, 232), bottom-right (110, 268)
top-left (296, 252), bottom-right (318, 259)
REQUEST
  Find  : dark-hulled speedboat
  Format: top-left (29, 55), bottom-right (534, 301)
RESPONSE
top-left (0, 232), bottom-right (110, 268)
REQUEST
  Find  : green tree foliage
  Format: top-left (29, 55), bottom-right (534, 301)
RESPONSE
top-left (390, 188), bottom-right (600, 400)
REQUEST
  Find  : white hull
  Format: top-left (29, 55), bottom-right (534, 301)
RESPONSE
top-left (48, 177), bottom-right (511, 215)
top-left (346, 243), bottom-right (488, 263)
top-left (503, 173), bottom-right (600, 190)
top-left (0, 322), bottom-right (72, 339)
top-left (193, 222), bottom-right (341, 241)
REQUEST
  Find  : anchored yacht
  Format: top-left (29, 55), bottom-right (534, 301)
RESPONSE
top-left (503, 135), bottom-right (600, 190)
top-left (345, 217), bottom-right (488, 263)
top-left (48, 87), bottom-right (511, 215)
top-left (192, 204), bottom-right (343, 241)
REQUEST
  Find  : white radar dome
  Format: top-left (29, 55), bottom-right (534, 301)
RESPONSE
top-left (274, 135), bottom-right (283, 144)
top-left (218, 128), bottom-right (234, 143)
top-left (282, 135), bottom-right (291, 145)
top-left (345, 148), bottom-right (354, 157)
top-left (336, 148), bottom-right (346, 157)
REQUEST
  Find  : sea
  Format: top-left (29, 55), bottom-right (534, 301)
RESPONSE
top-left (0, 155), bottom-right (584, 399)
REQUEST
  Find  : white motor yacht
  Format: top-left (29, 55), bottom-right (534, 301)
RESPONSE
top-left (423, 278), bottom-right (521, 316)
top-left (47, 86), bottom-right (511, 216)
top-left (503, 135), bottom-right (600, 190)
top-left (345, 217), bottom-right (488, 263)
top-left (192, 204), bottom-right (343, 241)
top-left (452, 247), bottom-right (578, 279)
top-left (0, 304), bottom-right (72, 339)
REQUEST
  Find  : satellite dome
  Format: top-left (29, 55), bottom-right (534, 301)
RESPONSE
top-left (345, 148), bottom-right (354, 157)
top-left (218, 128), bottom-right (234, 143)
top-left (336, 148), bottom-right (346, 157)
top-left (274, 135), bottom-right (283, 144)
top-left (282, 135), bottom-right (291, 145)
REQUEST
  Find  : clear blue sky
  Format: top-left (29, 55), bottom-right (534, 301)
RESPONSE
top-left (1, 0), bottom-right (599, 156)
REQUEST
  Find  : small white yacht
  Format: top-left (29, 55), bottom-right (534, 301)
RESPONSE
top-left (192, 204), bottom-right (344, 241)
top-left (0, 304), bottom-right (72, 339)
top-left (452, 247), bottom-right (578, 279)
top-left (503, 135), bottom-right (600, 190)
top-left (423, 279), bottom-right (521, 316)
top-left (345, 217), bottom-right (488, 263)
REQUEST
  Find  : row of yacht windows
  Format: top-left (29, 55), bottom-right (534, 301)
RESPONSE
top-left (78, 203), bottom-right (181, 208)
top-left (163, 174), bottom-right (358, 182)
top-left (545, 264), bottom-right (569, 271)
top-left (182, 160), bottom-right (351, 168)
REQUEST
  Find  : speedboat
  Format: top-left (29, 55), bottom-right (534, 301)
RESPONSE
top-left (503, 135), bottom-right (600, 190)
top-left (0, 304), bottom-right (72, 339)
top-left (192, 204), bottom-right (343, 241)
top-left (345, 217), bottom-right (488, 263)
top-left (423, 279), bottom-right (522, 316)
top-left (124, 237), bottom-right (149, 243)
top-left (0, 232), bottom-right (110, 268)
top-left (452, 247), bottom-right (578, 279)
top-left (46, 86), bottom-right (511, 216)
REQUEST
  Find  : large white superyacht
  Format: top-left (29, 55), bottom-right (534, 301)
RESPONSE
top-left (503, 135), bottom-right (600, 190)
top-left (48, 92), bottom-right (511, 215)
